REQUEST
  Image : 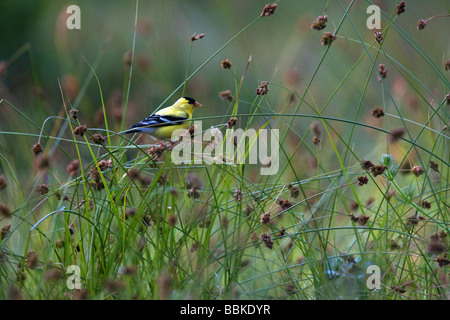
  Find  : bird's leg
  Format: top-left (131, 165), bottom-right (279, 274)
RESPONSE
top-left (167, 140), bottom-right (179, 151)
top-left (156, 140), bottom-right (178, 151)
top-left (157, 140), bottom-right (167, 148)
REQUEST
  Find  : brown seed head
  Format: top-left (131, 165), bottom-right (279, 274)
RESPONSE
top-left (445, 60), bottom-right (450, 71)
top-left (374, 31), bottom-right (383, 44)
top-left (429, 160), bottom-right (439, 173)
top-left (311, 15), bottom-right (328, 30)
top-left (1, 223), bottom-right (11, 240)
top-left (260, 234), bottom-right (274, 249)
top-left (221, 59), bottom-right (232, 69)
top-left (234, 188), bottom-right (243, 202)
top-left (89, 167), bottom-right (104, 190)
top-left (289, 92), bottom-right (298, 104)
top-left (260, 212), bottom-right (271, 225)
top-left (405, 215), bottom-right (424, 226)
top-left (89, 134), bottom-right (106, 145)
top-left (411, 165), bottom-right (424, 177)
top-left (98, 159), bottom-right (112, 171)
top-left (357, 176), bottom-right (369, 186)
top-left (69, 109), bottom-right (78, 120)
top-left (419, 200), bottom-right (431, 209)
top-left (312, 136), bottom-right (321, 145)
top-left (349, 214), bottom-right (358, 223)
top-left (261, 3), bottom-right (277, 17)
top-left (36, 184), bottom-right (49, 195)
top-left (54, 191), bottom-right (62, 201)
top-left (256, 81), bottom-right (269, 95)
top-left (321, 32), bottom-right (336, 46)
top-left (288, 184), bottom-right (300, 198)
top-left (220, 90), bottom-right (234, 102)
top-left (73, 125), bottom-right (87, 137)
top-left (186, 124), bottom-right (196, 139)
top-left (417, 19), bottom-right (427, 30)
top-left (378, 64), bottom-right (388, 81)
top-left (31, 143), bottom-right (43, 156)
top-left (361, 159), bottom-right (375, 170)
top-left (371, 165), bottom-right (387, 177)
top-left (227, 117), bottom-right (238, 129)
top-left (372, 106), bottom-right (385, 118)
top-left (191, 33), bottom-right (205, 41)
top-left (66, 159), bottom-right (80, 177)
top-left (277, 227), bottom-right (286, 237)
top-left (349, 214), bottom-right (370, 226)
top-left (435, 257), bottom-right (450, 268)
top-left (395, 1), bottom-right (406, 16)
top-left (147, 144), bottom-right (167, 161)
top-left (187, 187), bottom-right (201, 199)
top-left (278, 199), bottom-right (293, 211)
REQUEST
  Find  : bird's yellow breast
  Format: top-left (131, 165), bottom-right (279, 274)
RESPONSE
top-left (154, 122), bottom-right (190, 139)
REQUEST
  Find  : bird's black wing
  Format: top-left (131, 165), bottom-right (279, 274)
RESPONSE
top-left (128, 113), bottom-right (188, 133)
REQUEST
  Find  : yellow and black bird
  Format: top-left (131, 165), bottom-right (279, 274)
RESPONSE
top-left (128, 97), bottom-right (201, 140)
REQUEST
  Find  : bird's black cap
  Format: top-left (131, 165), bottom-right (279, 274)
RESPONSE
top-left (183, 97), bottom-right (196, 105)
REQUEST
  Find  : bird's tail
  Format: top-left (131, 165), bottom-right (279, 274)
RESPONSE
top-left (119, 128), bottom-right (140, 135)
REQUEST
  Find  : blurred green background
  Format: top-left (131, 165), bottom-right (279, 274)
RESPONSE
top-left (0, 0), bottom-right (448, 175)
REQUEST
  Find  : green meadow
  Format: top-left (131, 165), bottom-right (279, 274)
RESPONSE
top-left (0, 1), bottom-right (448, 300)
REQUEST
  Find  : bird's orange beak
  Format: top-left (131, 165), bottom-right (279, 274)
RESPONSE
top-left (194, 101), bottom-right (202, 108)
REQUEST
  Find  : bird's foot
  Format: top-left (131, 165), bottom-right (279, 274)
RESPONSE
top-left (157, 140), bottom-right (167, 148)
top-left (167, 140), bottom-right (179, 151)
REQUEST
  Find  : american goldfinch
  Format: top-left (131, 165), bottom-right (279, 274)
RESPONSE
top-left (128, 97), bottom-right (201, 140)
